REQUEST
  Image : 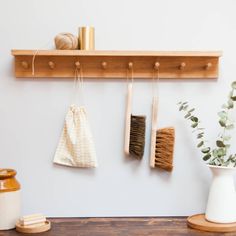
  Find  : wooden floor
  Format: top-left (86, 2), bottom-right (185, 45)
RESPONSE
top-left (0, 217), bottom-right (235, 236)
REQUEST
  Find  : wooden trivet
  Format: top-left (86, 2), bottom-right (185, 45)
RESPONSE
top-left (15, 220), bottom-right (51, 233)
top-left (187, 214), bottom-right (236, 233)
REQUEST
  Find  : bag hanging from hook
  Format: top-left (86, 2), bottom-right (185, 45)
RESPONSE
top-left (53, 68), bottom-right (98, 168)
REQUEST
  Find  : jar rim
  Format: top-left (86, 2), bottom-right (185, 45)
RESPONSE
top-left (0, 169), bottom-right (17, 179)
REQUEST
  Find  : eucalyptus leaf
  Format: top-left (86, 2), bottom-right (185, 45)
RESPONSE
top-left (222, 104), bottom-right (228, 109)
top-left (226, 155), bottom-right (233, 162)
top-left (231, 96), bottom-right (236, 101)
top-left (212, 149), bottom-right (218, 158)
top-left (197, 134), bottom-right (204, 139)
top-left (191, 122), bottom-right (198, 128)
top-left (223, 135), bottom-right (231, 141)
top-left (224, 161), bottom-right (230, 166)
top-left (226, 124), bottom-right (234, 130)
top-left (188, 108), bottom-right (195, 113)
top-left (219, 119), bottom-right (226, 127)
top-left (217, 148), bottom-right (226, 157)
top-left (197, 141), bottom-right (204, 148)
top-left (216, 140), bottom-right (225, 147)
top-left (183, 105), bottom-right (189, 111)
top-left (201, 147), bottom-right (210, 153)
top-left (197, 128), bottom-right (205, 130)
top-left (184, 113), bottom-right (191, 119)
top-left (203, 153), bottom-right (211, 161)
top-left (191, 116), bottom-right (198, 122)
top-left (218, 111), bottom-right (227, 118)
top-left (231, 81), bottom-right (236, 89)
top-left (179, 105), bottom-right (184, 111)
top-left (220, 159), bottom-right (224, 165)
top-left (228, 99), bottom-right (234, 109)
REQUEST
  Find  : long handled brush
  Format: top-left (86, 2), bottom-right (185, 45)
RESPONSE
top-left (150, 66), bottom-right (175, 171)
top-left (124, 64), bottom-right (146, 159)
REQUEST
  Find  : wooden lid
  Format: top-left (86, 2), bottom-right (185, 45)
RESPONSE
top-left (16, 220), bottom-right (51, 234)
top-left (0, 169), bottom-right (21, 192)
top-left (187, 214), bottom-right (236, 233)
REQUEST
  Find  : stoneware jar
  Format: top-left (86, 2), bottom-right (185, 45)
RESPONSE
top-left (0, 169), bottom-right (21, 230)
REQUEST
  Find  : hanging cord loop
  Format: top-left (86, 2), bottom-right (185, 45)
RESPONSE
top-left (72, 66), bottom-right (85, 106)
top-left (152, 62), bottom-right (160, 97)
top-left (126, 62), bottom-right (134, 85)
top-left (32, 50), bottom-right (39, 76)
top-left (31, 41), bottom-right (52, 76)
top-left (126, 62), bottom-right (134, 111)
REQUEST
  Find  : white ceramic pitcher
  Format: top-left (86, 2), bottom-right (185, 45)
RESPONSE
top-left (205, 165), bottom-right (236, 223)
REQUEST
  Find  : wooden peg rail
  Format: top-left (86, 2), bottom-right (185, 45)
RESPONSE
top-left (11, 50), bottom-right (222, 79)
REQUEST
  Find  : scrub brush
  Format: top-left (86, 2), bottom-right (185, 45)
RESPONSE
top-left (124, 63), bottom-right (146, 159)
top-left (150, 64), bottom-right (175, 171)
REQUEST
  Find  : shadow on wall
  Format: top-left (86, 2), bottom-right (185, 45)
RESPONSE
top-left (53, 163), bottom-right (97, 177)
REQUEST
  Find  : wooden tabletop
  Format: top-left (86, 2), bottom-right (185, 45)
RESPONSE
top-left (0, 217), bottom-right (235, 236)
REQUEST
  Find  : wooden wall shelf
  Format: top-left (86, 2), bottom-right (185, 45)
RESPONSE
top-left (11, 50), bottom-right (222, 79)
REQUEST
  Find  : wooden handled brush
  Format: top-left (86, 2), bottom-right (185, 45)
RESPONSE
top-left (150, 67), bottom-right (175, 171)
top-left (150, 96), bottom-right (158, 167)
top-left (124, 82), bottom-right (133, 156)
top-left (124, 67), bottom-right (146, 159)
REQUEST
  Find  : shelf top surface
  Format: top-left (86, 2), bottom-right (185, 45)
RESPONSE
top-left (11, 50), bottom-right (222, 57)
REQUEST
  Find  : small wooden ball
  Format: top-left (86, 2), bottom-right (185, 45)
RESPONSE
top-left (54, 33), bottom-right (78, 50)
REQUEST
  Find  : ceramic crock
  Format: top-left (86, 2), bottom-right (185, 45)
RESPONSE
top-left (0, 169), bottom-right (21, 230)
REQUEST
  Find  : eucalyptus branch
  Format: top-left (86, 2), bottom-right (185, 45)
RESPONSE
top-left (177, 81), bottom-right (236, 167)
top-left (178, 101), bottom-right (211, 162)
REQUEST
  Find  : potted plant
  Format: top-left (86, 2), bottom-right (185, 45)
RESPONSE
top-left (178, 81), bottom-right (236, 223)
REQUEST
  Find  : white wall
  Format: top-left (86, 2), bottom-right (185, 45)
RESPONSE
top-left (1, 0), bottom-right (236, 217)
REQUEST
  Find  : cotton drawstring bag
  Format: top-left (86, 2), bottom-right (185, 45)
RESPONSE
top-left (53, 68), bottom-right (97, 168)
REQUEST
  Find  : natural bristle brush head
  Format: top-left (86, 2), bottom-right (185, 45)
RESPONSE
top-left (155, 127), bottom-right (175, 171)
top-left (129, 114), bottom-right (146, 159)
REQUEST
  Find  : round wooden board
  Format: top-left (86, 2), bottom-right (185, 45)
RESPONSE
top-left (187, 214), bottom-right (236, 233)
top-left (16, 220), bottom-right (51, 234)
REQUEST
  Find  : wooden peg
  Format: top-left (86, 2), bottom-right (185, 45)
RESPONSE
top-left (128, 62), bottom-right (133, 70)
top-left (179, 62), bottom-right (186, 70)
top-left (75, 61), bottom-right (80, 69)
top-left (48, 61), bottom-right (55, 69)
top-left (21, 61), bottom-right (29, 69)
top-left (205, 62), bottom-right (212, 70)
top-left (101, 61), bottom-right (107, 69)
top-left (154, 62), bottom-right (160, 70)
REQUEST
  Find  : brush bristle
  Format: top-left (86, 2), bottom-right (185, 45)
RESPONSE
top-left (155, 127), bottom-right (175, 171)
top-left (129, 114), bottom-right (146, 159)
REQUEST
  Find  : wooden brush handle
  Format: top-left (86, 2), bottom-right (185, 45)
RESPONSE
top-left (124, 82), bottom-right (132, 155)
top-left (150, 96), bottom-right (158, 167)
top-left (151, 96), bottom-right (158, 130)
